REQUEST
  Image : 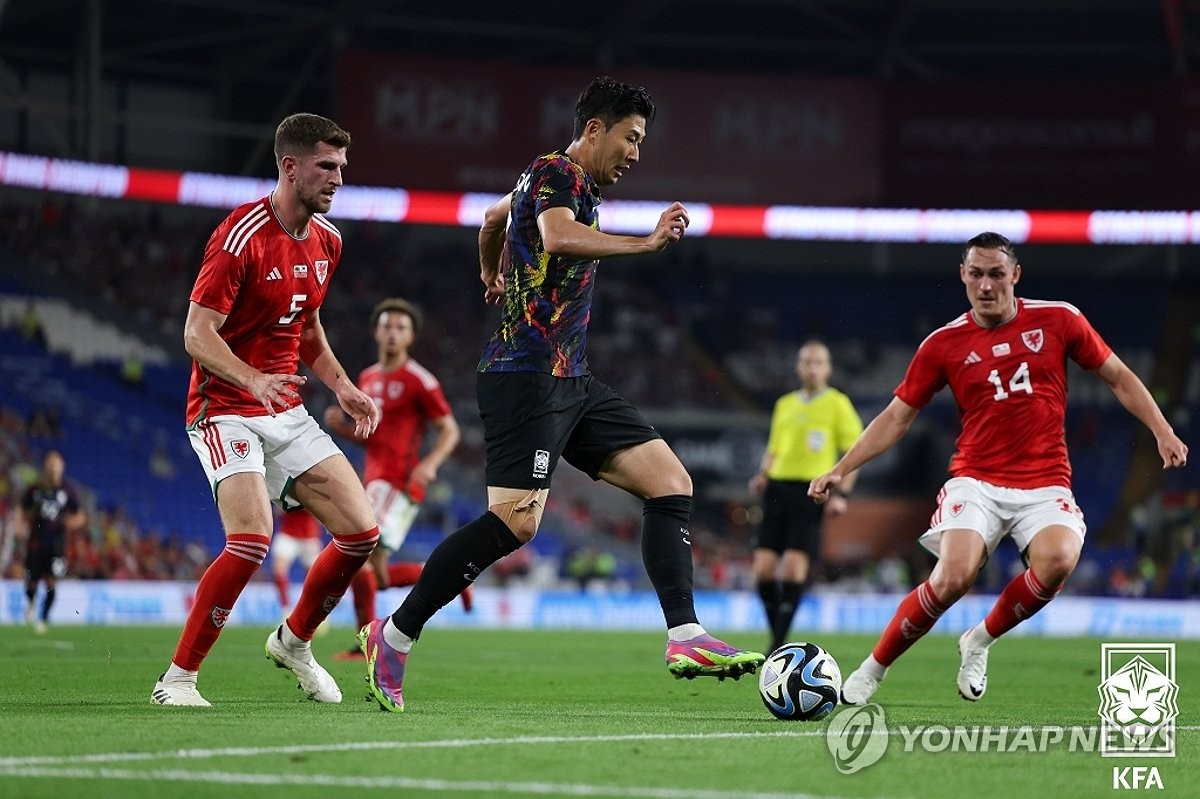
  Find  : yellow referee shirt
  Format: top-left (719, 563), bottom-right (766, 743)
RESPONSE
top-left (765, 388), bottom-right (863, 481)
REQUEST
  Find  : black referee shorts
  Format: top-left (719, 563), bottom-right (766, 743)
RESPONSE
top-left (477, 371), bottom-right (661, 489)
top-left (753, 479), bottom-right (824, 557)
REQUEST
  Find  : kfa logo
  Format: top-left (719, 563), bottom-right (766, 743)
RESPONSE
top-left (1099, 642), bottom-right (1176, 791)
top-left (230, 439), bottom-right (250, 459)
top-left (532, 449), bottom-right (550, 478)
top-left (1112, 767), bottom-right (1164, 790)
top-left (1098, 643), bottom-right (1178, 758)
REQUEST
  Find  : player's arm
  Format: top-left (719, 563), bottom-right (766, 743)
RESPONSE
top-left (299, 308), bottom-right (380, 438)
top-left (184, 301), bottom-right (306, 416)
top-left (1093, 352), bottom-right (1188, 468)
top-left (411, 412), bottom-right (462, 488)
top-left (537, 201), bottom-right (689, 260)
top-left (479, 193), bottom-right (511, 305)
top-left (748, 451), bottom-right (774, 496)
top-left (809, 397), bottom-right (919, 503)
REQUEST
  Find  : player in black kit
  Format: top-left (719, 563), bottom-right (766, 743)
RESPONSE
top-left (21, 450), bottom-right (85, 633)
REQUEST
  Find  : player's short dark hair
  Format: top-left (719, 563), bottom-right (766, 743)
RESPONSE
top-left (369, 297), bottom-right (423, 336)
top-left (274, 113), bottom-right (351, 163)
top-left (963, 231), bottom-right (1017, 264)
top-left (572, 77), bottom-right (656, 139)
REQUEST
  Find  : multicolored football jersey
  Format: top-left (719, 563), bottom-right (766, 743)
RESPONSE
top-left (186, 197), bottom-right (342, 425)
top-left (895, 297), bottom-right (1113, 489)
top-left (478, 151), bottom-right (601, 377)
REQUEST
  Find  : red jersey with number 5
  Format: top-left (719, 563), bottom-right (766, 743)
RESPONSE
top-left (186, 197), bottom-right (342, 425)
top-left (895, 298), bottom-right (1112, 489)
top-left (358, 359), bottom-right (452, 500)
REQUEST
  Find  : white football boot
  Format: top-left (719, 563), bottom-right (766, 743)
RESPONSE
top-left (840, 658), bottom-right (887, 705)
top-left (265, 625), bottom-right (342, 703)
top-left (956, 627), bottom-right (990, 701)
top-left (151, 674), bottom-right (212, 707)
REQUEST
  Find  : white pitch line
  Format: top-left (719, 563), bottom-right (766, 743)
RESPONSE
top-left (0, 766), bottom-right (845, 799)
top-left (0, 731), bottom-right (821, 768)
top-left (3, 725), bottom-right (1197, 769)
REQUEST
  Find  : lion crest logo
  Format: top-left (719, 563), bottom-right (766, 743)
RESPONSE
top-left (1097, 654), bottom-right (1178, 747)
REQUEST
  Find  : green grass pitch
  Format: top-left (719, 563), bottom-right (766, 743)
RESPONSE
top-left (0, 625), bottom-right (1196, 799)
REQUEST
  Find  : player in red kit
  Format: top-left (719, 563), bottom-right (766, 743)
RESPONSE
top-left (151, 113), bottom-right (381, 707)
top-left (324, 298), bottom-right (464, 661)
top-left (810, 232), bottom-right (1188, 705)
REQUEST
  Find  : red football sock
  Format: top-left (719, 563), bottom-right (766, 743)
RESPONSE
top-left (172, 534), bottom-right (269, 671)
top-left (350, 567), bottom-right (376, 630)
top-left (287, 527), bottom-right (379, 640)
top-left (983, 568), bottom-right (1058, 638)
top-left (273, 570), bottom-right (290, 609)
top-left (871, 581), bottom-right (948, 667)
top-left (386, 561), bottom-right (423, 587)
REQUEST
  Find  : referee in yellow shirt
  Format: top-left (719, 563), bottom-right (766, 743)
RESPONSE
top-left (748, 340), bottom-right (863, 653)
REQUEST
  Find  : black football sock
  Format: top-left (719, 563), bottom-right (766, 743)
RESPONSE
top-left (41, 586), bottom-right (56, 620)
top-left (641, 494), bottom-right (698, 629)
top-left (772, 580), bottom-right (806, 648)
top-left (391, 511), bottom-right (520, 639)
top-left (757, 579), bottom-right (781, 633)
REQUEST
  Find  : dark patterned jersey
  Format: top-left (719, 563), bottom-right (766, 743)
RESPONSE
top-left (478, 151), bottom-right (601, 377)
top-left (21, 482), bottom-right (79, 557)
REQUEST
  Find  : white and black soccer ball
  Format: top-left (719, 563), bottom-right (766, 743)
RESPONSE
top-left (758, 641), bottom-right (842, 721)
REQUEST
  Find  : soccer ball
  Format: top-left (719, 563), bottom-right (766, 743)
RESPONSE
top-left (758, 641), bottom-right (841, 721)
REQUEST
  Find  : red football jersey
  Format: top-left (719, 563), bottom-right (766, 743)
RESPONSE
top-left (186, 197), bottom-right (342, 425)
top-left (277, 508), bottom-right (322, 540)
top-left (895, 298), bottom-right (1113, 489)
top-left (359, 358), bottom-right (452, 499)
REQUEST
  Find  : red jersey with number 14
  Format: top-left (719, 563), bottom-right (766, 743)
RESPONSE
top-left (359, 358), bottom-right (452, 500)
top-left (894, 298), bottom-right (1112, 490)
top-left (186, 197), bottom-right (342, 426)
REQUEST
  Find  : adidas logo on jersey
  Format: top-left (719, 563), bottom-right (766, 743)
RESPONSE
top-left (266, 267), bottom-right (282, 281)
top-left (963, 351), bottom-right (982, 364)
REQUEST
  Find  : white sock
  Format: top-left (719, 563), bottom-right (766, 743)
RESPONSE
top-left (383, 618), bottom-right (414, 653)
top-left (967, 622), bottom-right (996, 648)
top-left (667, 623), bottom-right (706, 642)
top-left (164, 662), bottom-right (198, 682)
top-left (859, 654), bottom-right (888, 680)
top-left (280, 623), bottom-right (309, 649)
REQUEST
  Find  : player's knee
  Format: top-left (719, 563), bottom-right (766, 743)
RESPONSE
top-left (1032, 548), bottom-right (1078, 588)
top-left (490, 491), bottom-right (546, 544)
top-left (657, 470), bottom-right (692, 497)
top-left (492, 506), bottom-right (539, 543)
top-left (930, 569), bottom-right (974, 602)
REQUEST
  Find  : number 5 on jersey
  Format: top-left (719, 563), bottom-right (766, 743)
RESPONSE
top-left (279, 294), bottom-right (307, 324)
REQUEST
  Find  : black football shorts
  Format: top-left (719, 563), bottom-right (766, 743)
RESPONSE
top-left (476, 371), bottom-right (661, 489)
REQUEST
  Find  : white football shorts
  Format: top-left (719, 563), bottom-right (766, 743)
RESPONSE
top-left (365, 479), bottom-right (420, 551)
top-left (271, 531), bottom-right (323, 570)
top-left (918, 476), bottom-right (1086, 559)
top-left (188, 406), bottom-right (343, 510)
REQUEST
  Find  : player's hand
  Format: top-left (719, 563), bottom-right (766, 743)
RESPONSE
top-left (337, 385), bottom-right (380, 438)
top-left (411, 459), bottom-right (437, 488)
top-left (322, 405), bottom-right (344, 428)
top-left (482, 270), bottom-right (506, 305)
top-left (807, 472), bottom-right (843, 505)
top-left (747, 473), bottom-right (767, 497)
top-left (248, 372), bottom-right (306, 417)
top-left (645, 202), bottom-right (689, 252)
top-left (1159, 434), bottom-right (1188, 469)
